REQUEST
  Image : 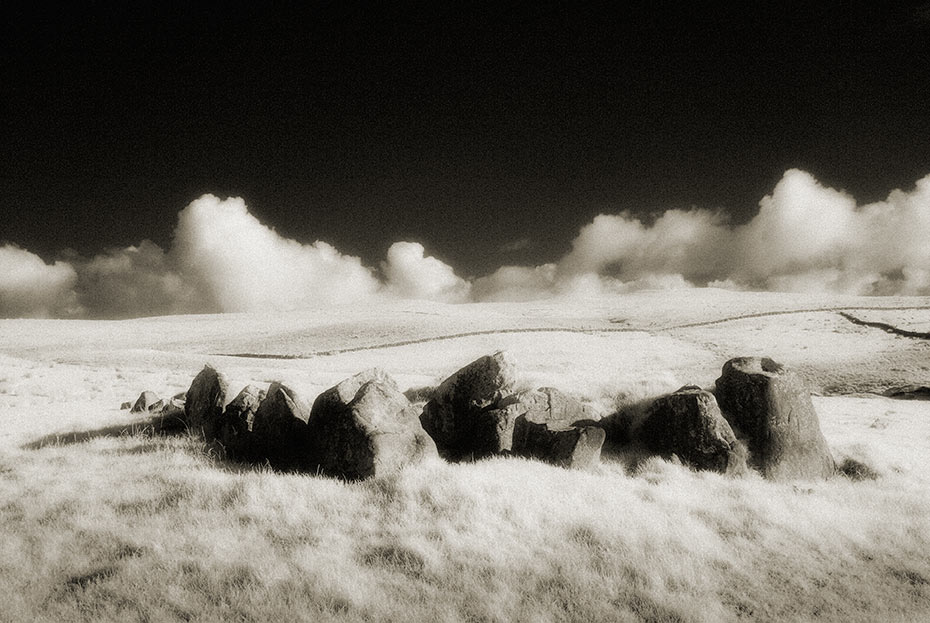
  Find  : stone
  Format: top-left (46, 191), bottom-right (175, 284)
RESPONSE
top-left (217, 384), bottom-right (266, 459)
top-left (130, 391), bottom-right (162, 413)
top-left (513, 387), bottom-right (601, 428)
top-left (505, 387), bottom-right (604, 468)
top-left (250, 382), bottom-right (312, 469)
top-left (639, 386), bottom-right (742, 473)
top-left (184, 365), bottom-right (229, 440)
top-left (420, 351), bottom-right (518, 461)
top-left (311, 368), bottom-right (399, 416)
top-left (159, 392), bottom-right (186, 418)
top-left (310, 379), bottom-right (437, 480)
top-left (120, 401), bottom-right (132, 410)
top-left (512, 417), bottom-right (605, 469)
top-left (715, 357), bottom-right (835, 481)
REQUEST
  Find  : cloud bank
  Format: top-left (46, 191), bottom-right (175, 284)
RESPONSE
top-left (381, 242), bottom-right (471, 303)
top-left (2, 169), bottom-right (929, 318)
top-left (0, 244), bottom-right (77, 318)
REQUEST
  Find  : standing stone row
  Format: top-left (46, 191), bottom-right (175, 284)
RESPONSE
top-left (130, 351), bottom-right (836, 481)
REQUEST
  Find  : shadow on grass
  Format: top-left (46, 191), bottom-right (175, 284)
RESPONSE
top-left (20, 415), bottom-right (279, 477)
top-left (21, 413), bottom-right (189, 450)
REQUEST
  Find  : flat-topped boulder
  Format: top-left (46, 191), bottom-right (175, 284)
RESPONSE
top-left (512, 417), bottom-right (605, 469)
top-left (310, 378), bottom-right (437, 480)
top-left (513, 387), bottom-right (601, 428)
top-left (715, 357), bottom-right (835, 481)
top-left (639, 386), bottom-right (743, 474)
top-left (250, 382), bottom-right (312, 469)
top-left (420, 351), bottom-right (518, 461)
top-left (184, 365), bottom-right (229, 441)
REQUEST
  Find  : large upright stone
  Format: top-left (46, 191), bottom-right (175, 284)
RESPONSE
top-left (217, 384), bottom-right (265, 459)
top-left (715, 357), bottom-right (835, 481)
top-left (250, 382), bottom-right (312, 469)
top-left (310, 379), bottom-right (437, 480)
top-left (420, 351), bottom-right (518, 461)
top-left (639, 386), bottom-right (742, 473)
top-left (185, 365), bottom-right (228, 440)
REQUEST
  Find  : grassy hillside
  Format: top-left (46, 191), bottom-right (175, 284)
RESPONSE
top-left (2, 290), bottom-right (929, 622)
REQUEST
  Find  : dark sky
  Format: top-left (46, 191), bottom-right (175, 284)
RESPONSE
top-left (3, 1), bottom-right (930, 277)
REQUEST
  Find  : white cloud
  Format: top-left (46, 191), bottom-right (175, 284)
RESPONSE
top-left (472, 264), bottom-right (557, 302)
top-left (475, 169), bottom-right (930, 300)
top-left (3, 170), bottom-right (930, 317)
top-left (0, 244), bottom-right (77, 318)
top-left (74, 240), bottom-right (192, 318)
top-left (171, 195), bottom-right (379, 312)
top-left (380, 241), bottom-right (471, 302)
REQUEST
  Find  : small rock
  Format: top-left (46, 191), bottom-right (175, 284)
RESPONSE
top-left (120, 401), bottom-right (132, 410)
top-left (160, 393), bottom-right (186, 417)
top-left (130, 391), bottom-right (163, 414)
top-left (715, 357), bottom-right (835, 480)
top-left (639, 386), bottom-right (743, 473)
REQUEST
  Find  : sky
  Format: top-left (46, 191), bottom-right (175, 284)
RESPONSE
top-left (2, 2), bottom-right (930, 317)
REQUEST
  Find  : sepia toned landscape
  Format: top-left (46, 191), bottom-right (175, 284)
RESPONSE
top-left (2, 290), bottom-right (929, 622)
top-left (5, 3), bottom-right (930, 622)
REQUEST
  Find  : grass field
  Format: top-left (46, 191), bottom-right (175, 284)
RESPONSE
top-left (2, 290), bottom-right (930, 622)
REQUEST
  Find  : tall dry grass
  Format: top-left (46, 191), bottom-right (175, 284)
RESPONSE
top-left (2, 421), bottom-right (929, 623)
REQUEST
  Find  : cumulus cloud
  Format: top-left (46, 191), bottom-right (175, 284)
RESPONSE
top-left (381, 241), bottom-right (471, 302)
top-left (172, 195), bottom-right (379, 312)
top-left (2, 169), bottom-right (930, 318)
top-left (474, 169), bottom-right (930, 300)
top-left (73, 240), bottom-right (192, 318)
top-left (1, 195), bottom-right (381, 318)
top-left (472, 264), bottom-right (557, 302)
top-left (0, 244), bottom-right (77, 318)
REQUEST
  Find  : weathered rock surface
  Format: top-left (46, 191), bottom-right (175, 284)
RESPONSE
top-left (639, 386), bottom-right (743, 473)
top-left (512, 417), bottom-right (605, 469)
top-left (513, 387), bottom-right (601, 428)
top-left (159, 393), bottom-right (186, 418)
top-left (130, 391), bottom-right (162, 413)
top-left (420, 351), bottom-right (518, 461)
top-left (250, 382), bottom-right (312, 469)
top-left (310, 378), bottom-right (437, 480)
top-left (715, 357), bottom-right (835, 481)
top-left (217, 384), bottom-right (265, 458)
top-left (184, 365), bottom-right (228, 440)
top-left (311, 368), bottom-right (399, 416)
top-left (506, 387), bottom-right (605, 468)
